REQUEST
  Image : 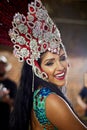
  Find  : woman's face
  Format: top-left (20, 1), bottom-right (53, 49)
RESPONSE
top-left (40, 49), bottom-right (69, 87)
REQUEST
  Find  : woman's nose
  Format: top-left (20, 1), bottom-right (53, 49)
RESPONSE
top-left (56, 61), bottom-right (64, 70)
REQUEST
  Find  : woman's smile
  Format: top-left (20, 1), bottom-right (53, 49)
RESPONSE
top-left (41, 50), bottom-right (68, 87)
top-left (54, 70), bottom-right (66, 80)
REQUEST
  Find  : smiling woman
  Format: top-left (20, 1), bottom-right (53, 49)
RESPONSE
top-left (9, 0), bottom-right (87, 130)
top-left (40, 50), bottom-right (68, 87)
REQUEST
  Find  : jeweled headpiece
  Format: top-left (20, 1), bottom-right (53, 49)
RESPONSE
top-left (9, 0), bottom-right (66, 79)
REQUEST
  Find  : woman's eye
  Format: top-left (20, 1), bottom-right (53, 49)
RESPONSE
top-left (45, 62), bottom-right (54, 66)
top-left (60, 55), bottom-right (66, 61)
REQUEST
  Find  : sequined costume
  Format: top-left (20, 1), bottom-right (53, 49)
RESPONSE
top-left (33, 87), bottom-right (58, 130)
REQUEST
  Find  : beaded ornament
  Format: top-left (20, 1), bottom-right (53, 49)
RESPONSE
top-left (9, 0), bottom-right (66, 79)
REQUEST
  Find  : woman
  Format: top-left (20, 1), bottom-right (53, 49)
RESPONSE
top-left (9, 0), bottom-right (87, 129)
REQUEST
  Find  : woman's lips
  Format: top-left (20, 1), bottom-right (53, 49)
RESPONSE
top-left (54, 71), bottom-right (66, 80)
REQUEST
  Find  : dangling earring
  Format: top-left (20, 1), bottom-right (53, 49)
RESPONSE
top-left (32, 68), bottom-right (34, 92)
top-left (41, 71), bottom-right (48, 81)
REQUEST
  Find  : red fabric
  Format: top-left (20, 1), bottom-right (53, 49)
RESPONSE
top-left (0, 0), bottom-right (28, 46)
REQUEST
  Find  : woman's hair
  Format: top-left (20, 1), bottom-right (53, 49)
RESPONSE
top-left (9, 62), bottom-right (33, 130)
top-left (9, 62), bottom-right (47, 130)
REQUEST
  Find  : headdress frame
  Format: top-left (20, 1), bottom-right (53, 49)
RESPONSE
top-left (9, 0), bottom-right (66, 80)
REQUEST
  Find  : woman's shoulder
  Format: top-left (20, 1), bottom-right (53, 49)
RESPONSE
top-left (33, 87), bottom-right (58, 112)
top-left (33, 87), bottom-right (73, 129)
top-left (46, 92), bottom-right (69, 108)
top-left (33, 87), bottom-right (69, 112)
top-left (33, 87), bottom-right (67, 104)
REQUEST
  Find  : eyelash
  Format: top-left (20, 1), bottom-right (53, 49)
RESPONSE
top-left (45, 55), bottom-right (67, 66)
top-left (60, 55), bottom-right (66, 61)
top-left (45, 62), bottom-right (54, 66)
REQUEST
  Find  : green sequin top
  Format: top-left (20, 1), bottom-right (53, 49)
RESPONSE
top-left (33, 87), bottom-right (58, 130)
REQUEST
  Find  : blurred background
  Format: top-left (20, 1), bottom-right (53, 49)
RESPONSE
top-left (0, 0), bottom-right (87, 123)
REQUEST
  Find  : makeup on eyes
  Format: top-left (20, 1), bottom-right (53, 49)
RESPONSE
top-left (44, 53), bottom-right (66, 66)
top-left (60, 54), bottom-right (67, 61)
top-left (45, 59), bottom-right (54, 66)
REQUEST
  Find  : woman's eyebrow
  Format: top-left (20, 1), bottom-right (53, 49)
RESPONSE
top-left (44, 58), bottom-right (55, 63)
top-left (59, 53), bottom-right (65, 57)
top-left (43, 53), bottom-right (66, 63)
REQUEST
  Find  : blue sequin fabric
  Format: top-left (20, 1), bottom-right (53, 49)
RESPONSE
top-left (33, 87), bottom-right (58, 130)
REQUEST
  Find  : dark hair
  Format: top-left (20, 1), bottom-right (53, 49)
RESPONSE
top-left (9, 61), bottom-right (73, 130)
top-left (9, 62), bottom-right (47, 130)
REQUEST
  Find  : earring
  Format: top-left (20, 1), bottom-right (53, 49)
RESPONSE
top-left (32, 68), bottom-right (34, 92)
top-left (41, 71), bottom-right (48, 80)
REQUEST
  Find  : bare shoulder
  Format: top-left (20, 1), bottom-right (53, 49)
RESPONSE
top-left (45, 93), bottom-right (86, 130)
top-left (46, 93), bottom-right (69, 110)
top-left (45, 93), bottom-right (71, 120)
